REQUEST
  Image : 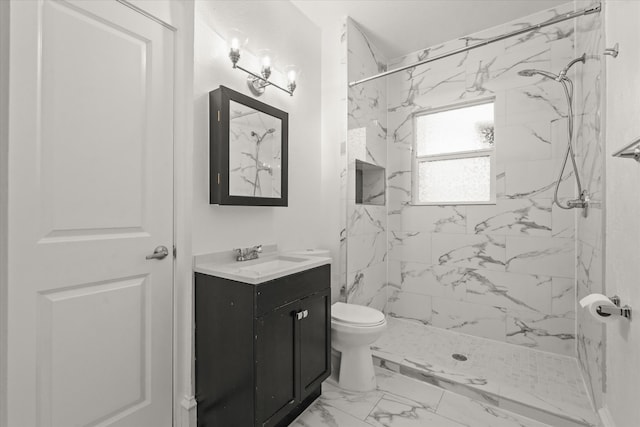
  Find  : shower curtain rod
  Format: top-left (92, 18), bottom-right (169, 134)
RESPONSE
top-left (348, 3), bottom-right (601, 87)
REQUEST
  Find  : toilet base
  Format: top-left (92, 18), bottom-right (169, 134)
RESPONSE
top-left (336, 345), bottom-right (376, 392)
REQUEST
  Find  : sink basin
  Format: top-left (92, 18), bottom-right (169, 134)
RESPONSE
top-left (194, 253), bottom-right (330, 285)
top-left (236, 256), bottom-right (306, 276)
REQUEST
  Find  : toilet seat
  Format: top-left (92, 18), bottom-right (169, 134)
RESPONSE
top-left (331, 302), bottom-right (386, 327)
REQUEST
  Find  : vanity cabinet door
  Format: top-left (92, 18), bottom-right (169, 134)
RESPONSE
top-left (255, 300), bottom-right (299, 427)
top-left (299, 288), bottom-right (331, 400)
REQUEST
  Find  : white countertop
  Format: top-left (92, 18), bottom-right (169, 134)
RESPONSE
top-left (194, 250), bottom-right (331, 285)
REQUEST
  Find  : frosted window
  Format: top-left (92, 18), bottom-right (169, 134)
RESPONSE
top-left (418, 157), bottom-right (491, 203)
top-left (416, 102), bottom-right (494, 156)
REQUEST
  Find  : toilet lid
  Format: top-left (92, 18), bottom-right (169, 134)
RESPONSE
top-left (331, 302), bottom-right (385, 326)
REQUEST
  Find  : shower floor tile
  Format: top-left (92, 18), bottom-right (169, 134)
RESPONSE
top-left (370, 317), bottom-right (599, 427)
top-left (292, 367), bottom-right (551, 427)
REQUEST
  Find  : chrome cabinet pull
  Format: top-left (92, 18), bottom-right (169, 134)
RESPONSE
top-left (295, 310), bottom-right (310, 320)
top-left (146, 246), bottom-right (169, 260)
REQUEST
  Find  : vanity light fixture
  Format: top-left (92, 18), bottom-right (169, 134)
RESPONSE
top-left (227, 29), bottom-right (298, 96)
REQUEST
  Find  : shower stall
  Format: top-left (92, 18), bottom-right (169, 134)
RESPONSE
top-left (339, 2), bottom-right (605, 426)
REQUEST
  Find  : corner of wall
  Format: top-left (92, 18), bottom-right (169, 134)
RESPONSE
top-left (0, 1), bottom-right (9, 426)
top-left (319, 17), bottom-right (348, 303)
top-left (169, 1), bottom-right (196, 426)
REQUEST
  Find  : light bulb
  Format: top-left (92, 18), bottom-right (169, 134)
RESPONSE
top-left (257, 49), bottom-right (274, 69)
top-left (285, 65), bottom-right (300, 83)
top-left (257, 49), bottom-right (273, 80)
top-left (227, 28), bottom-right (247, 53)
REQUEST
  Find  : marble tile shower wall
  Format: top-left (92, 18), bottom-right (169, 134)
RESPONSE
top-left (386, 3), bottom-right (580, 356)
top-left (345, 18), bottom-right (388, 310)
top-left (574, 1), bottom-right (604, 408)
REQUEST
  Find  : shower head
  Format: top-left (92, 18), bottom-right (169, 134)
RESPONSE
top-left (519, 54), bottom-right (586, 82)
top-left (517, 69), bottom-right (560, 80)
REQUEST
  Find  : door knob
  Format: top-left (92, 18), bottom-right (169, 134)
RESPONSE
top-left (146, 246), bottom-right (169, 260)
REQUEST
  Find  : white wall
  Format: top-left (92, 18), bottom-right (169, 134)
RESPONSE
top-left (0, 1), bottom-right (9, 425)
top-left (190, 2), bottom-right (336, 422)
top-left (318, 18), bottom-right (346, 302)
top-left (603, 1), bottom-right (640, 425)
top-left (193, 0), bottom-right (324, 256)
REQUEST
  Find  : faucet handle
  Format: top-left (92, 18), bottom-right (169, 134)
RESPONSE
top-left (233, 248), bottom-right (243, 256)
top-left (254, 245), bottom-right (262, 253)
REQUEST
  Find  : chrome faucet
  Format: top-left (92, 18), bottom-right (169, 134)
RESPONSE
top-left (234, 245), bottom-right (262, 261)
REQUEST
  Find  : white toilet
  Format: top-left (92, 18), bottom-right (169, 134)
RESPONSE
top-left (331, 302), bottom-right (387, 392)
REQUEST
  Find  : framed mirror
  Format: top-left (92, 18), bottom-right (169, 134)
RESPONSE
top-left (210, 85), bottom-right (288, 206)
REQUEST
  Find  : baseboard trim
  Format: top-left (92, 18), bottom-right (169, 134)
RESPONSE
top-left (179, 395), bottom-right (197, 427)
top-left (598, 405), bottom-right (616, 427)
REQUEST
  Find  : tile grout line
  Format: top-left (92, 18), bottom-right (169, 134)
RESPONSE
top-left (433, 389), bottom-right (446, 412)
top-left (362, 392), bottom-right (385, 422)
top-left (318, 398), bottom-right (379, 426)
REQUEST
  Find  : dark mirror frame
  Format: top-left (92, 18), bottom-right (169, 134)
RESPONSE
top-left (209, 85), bottom-right (288, 206)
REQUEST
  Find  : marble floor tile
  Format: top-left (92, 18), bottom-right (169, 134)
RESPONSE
top-left (370, 317), bottom-right (597, 426)
top-left (295, 365), bottom-right (561, 427)
top-left (291, 399), bottom-right (374, 427)
top-left (375, 368), bottom-right (444, 411)
top-left (436, 391), bottom-right (549, 427)
top-left (318, 381), bottom-right (383, 420)
top-left (365, 394), bottom-right (464, 427)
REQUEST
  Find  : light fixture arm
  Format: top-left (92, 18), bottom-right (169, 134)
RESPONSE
top-left (235, 64), bottom-right (294, 96)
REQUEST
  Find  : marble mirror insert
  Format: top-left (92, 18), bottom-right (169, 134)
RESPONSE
top-left (209, 85), bottom-right (288, 206)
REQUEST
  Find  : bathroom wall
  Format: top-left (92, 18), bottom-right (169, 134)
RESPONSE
top-left (0, 1), bottom-right (8, 424)
top-left (191, 3), bottom-right (340, 421)
top-left (603, 1), bottom-right (640, 425)
top-left (385, 3), bottom-right (579, 356)
top-left (192, 1), bottom-right (328, 256)
top-left (574, 0), bottom-right (605, 409)
top-left (320, 18), bottom-right (348, 303)
top-left (345, 19), bottom-right (388, 310)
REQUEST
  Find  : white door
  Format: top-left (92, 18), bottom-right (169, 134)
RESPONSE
top-left (7, 1), bottom-right (174, 426)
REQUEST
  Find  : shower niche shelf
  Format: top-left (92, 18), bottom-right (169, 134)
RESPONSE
top-left (355, 160), bottom-right (385, 206)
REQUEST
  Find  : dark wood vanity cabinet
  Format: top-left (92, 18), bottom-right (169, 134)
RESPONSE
top-left (195, 264), bottom-right (331, 427)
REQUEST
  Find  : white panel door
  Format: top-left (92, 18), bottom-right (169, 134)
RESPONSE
top-left (7, 1), bottom-right (174, 426)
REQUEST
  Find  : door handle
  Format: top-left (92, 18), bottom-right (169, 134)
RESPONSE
top-left (146, 246), bottom-right (169, 260)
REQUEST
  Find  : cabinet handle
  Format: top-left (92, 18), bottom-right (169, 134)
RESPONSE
top-left (303, 310), bottom-right (309, 318)
top-left (296, 311), bottom-right (304, 320)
